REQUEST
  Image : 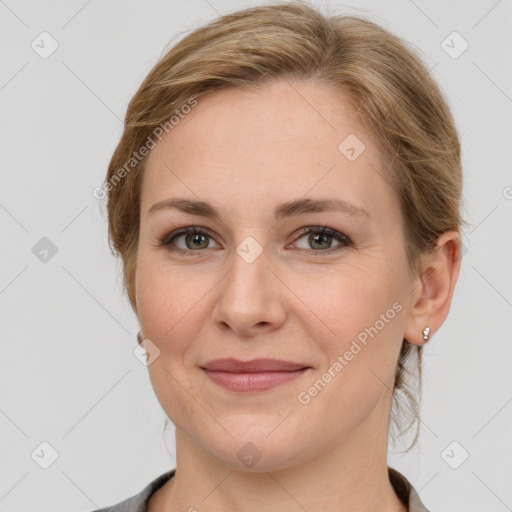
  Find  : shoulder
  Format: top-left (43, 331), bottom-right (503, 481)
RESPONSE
top-left (89, 469), bottom-right (176, 512)
top-left (90, 467), bottom-right (429, 512)
top-left (388, 466), bottom-right (431, 512)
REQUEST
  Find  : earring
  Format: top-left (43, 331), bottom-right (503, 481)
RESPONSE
top-left (419, 326), bottom-right (430, 356)
top-left (137, 331), bottom-right (144, 345)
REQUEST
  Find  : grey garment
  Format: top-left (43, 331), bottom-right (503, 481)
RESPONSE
top-left (388, 467), bottom-right (431, 512)
top-left (91, 467), bottom-right (430, 512)
top-left (91, 470), bottom-right (174, 512)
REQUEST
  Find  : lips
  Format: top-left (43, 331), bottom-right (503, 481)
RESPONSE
top-left (200, 358), bottom-right (309, 372)
top-left (200, 358), bottom-right (311, 392)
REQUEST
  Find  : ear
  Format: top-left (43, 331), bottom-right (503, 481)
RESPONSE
top-left (404, 231), bottom-right (462, 346)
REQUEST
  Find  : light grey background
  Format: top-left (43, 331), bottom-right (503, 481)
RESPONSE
top-left (1, 0), bottom-right (511, 511)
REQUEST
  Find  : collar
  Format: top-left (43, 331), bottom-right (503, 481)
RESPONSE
top-left (98, 466), bottom-right (430, 512)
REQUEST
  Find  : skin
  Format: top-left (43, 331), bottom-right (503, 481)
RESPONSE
top-left (134, 79), bottom-right (461, 512)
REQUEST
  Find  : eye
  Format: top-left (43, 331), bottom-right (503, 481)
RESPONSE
top-left (160, 225), bottom-right (353, 257)
top-left (288, 226), bottom-right (353, 255)
top-left (160, 226), bottom-right (220, 255)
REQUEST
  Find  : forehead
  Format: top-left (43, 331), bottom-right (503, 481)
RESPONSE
top-left (145, 79), bottom-right (373, 164)
top-left (140, 79), bottom-right (398, 224)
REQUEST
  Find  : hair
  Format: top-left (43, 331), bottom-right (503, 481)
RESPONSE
top-left (103, 1), bottom-right (464, 451)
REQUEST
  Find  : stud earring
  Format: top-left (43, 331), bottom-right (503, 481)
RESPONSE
top-left (418, 326), bottom-right (431, 356)
top-left (137, 331), bottom-right (144, 345)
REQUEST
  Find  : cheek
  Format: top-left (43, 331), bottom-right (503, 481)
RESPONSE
top-left (296, 272), bottom-right (405, 434)
top-left (305, 261), bottom-right (407, 386)
top-left (135, 258), bottom-right (205, 429)
top-left (135, 255), bottom-right (197, 346)
top-left (134, 240), bottom-right (409, 429)
top-left (308, 261), bottom-right (404, 335)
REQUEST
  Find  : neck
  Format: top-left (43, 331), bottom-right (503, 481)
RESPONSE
top-left (158, 416), bottom-right (407, 512)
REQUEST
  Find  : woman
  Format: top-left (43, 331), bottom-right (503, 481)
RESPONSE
top-left (93, 2), bottom-right (463, 511)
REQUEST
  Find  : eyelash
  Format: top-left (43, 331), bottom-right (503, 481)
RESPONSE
top-left (159, 225), bottom-right (353, 257)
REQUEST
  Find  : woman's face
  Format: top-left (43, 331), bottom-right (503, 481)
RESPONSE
top-left (136, 79), bottom-right (419, 470)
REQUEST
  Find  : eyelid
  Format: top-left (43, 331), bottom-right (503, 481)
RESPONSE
top-left (160, 224), bottom-right (353, 256)
top-left (289, 225), bottom-right (353, 247)
top-left (160, 225), bottom-right (222, 248)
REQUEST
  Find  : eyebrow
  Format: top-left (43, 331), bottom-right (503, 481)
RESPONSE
top-left (148, 197), bottom-right (370, 221)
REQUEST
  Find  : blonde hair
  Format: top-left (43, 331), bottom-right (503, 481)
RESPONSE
top-left (104, 1), bottom-right (463, 450)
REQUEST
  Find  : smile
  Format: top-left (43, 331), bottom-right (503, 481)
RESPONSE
top-left (201, 368), bottom-right (310, 392)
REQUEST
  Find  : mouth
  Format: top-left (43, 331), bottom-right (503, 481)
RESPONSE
top-left (200, 358), bottom-right (311, 392)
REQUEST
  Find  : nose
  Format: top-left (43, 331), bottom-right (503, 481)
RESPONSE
top-left (211, 246), bottom-right (287, 337)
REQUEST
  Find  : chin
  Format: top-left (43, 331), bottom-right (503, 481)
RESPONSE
top-left (196, 424), bottom-right (312, 472)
